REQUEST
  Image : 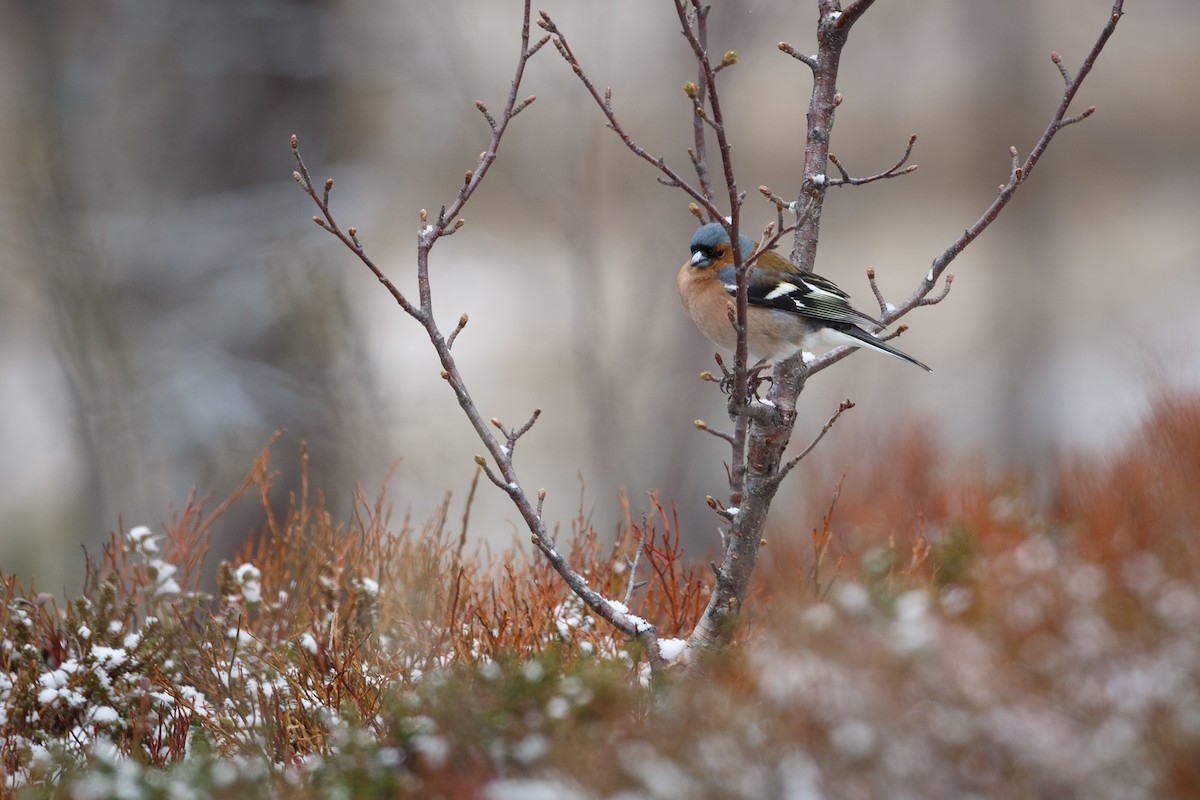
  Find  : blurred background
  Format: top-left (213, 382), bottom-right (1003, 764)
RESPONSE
top-left (2, 0), bottom-right (1197, 591)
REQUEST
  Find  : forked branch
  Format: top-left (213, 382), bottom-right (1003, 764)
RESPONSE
top-left (293, 0), bottom-right (666, 671)
top-left (828, 134), bottom-right (919, 187)
top-left (808, 0), bottom-right (1126, 377)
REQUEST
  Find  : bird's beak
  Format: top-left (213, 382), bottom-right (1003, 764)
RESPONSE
top-left (690, 250), bottom-right (708, 267)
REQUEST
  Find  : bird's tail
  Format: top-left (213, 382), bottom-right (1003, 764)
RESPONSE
top-left (836, 324), bottom-right (933, 373)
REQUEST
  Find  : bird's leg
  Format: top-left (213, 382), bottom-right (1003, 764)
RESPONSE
top-left (712, 354), bottom-right (770, 396)
top-left (748, 360), bottom-right (773, 398)
top-left (712, 353), bottom-right (736, 395)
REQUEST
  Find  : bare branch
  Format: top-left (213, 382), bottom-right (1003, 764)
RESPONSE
top-left (683, 0), bottom-right (891, 657)
top-left (705, 495), bottom-right (736, 522)
top-left (771, 400), bottom-right (856, 489)
top-left (512, 94), bottom-right (538, 118)
top-left (840, 0), bottom-right (880, 27)
top-left (670, 2), bottom-right (757, 462)
top-left (778, 42), bottom-right (818, 71)
top-left (866, 267), bottom-right (888, 317)
top-left (294, 1), bottom-right (666, 670)
top-left (713, 50), bottom-right (739, 74)
top-left (527, 33), bottom-right (551, 58)
top-left (1051, 51), bottom-right (1073, 87)
top-left (806, 0), bottom-right (1126, 377)
top-left (827, 134), bottom-right (919, 188)
top-left (473, 454), bottom-right (509, 493)
top-left (877, 323), bottom-right (909, 343)
top-left (539, 10), bottom-right (723, 222)
top-left (291, 137), bottom-right (424, 323)
top-left (789, 0), bottom-right (878, 269)
top-left (1056, 105), bottom-right (1096, 130)
top-left (546, 3), bottom-right (757, 520)
top-left (917, 273), bottom-right (954, 307)
top-left (694, 419), bottom-right (736, 446)
top-left (446, 313), bottom-right (469, 349)
top-left (685, 6), bottom-right (715, 202)
top-left (475, 101), bottom-right (497, 132)
top-left (672, 0), bottom-right (742, 228)
top-left (510, 408), bottom-right (542, 447)
top-left (623, 515), bottom-right (649, 608)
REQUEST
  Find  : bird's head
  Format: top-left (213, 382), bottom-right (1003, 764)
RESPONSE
top-left (688, 222), bottom-right (756, 269)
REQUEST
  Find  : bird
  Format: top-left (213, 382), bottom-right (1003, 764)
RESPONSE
top-left (677, 222), bottom-right (932, 372)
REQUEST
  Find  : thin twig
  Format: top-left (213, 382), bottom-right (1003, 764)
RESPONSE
top-left (686, 5), bottom-right (715, 203)
top-left (669, 2), bottom-right (754, 501)
top-left (446, 313), bottom-right (469, 349)
top-left (778, 42), bottom-right (818, 71)
top-left (705, 495), bottom-right (736, 522)
top-left (827, 134), bottom-right (919, 187)
top-left (547, 3), bottom-right (755, 513)
top-left (917, 273), bottom-right (954, 307)
top-left (866, 267), bottom-right (888, 316)
top-left (539, 11), bottom-right (723, 222)
top-left (840, 0), bottom-right (880, 27)
top-left (292, 139), bottom-right (424, 324)
top-left (694, 419), bottom-right (736, 446)
top-left (809, 470), bottom-right (848, 599)
top-left (623, 515), bottom-right (649, 608)
top-left (1051, 51), bottom-right (1073, 87)
top-left (770, 400), bottom-right (855, 489)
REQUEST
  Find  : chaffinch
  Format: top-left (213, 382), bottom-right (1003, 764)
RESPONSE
top-left (678, 222), bottom-right (932, 372)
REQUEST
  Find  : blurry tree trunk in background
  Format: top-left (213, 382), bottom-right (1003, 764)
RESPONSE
top-left (1, 0), bottom-right (385, 584)
top-left (10, 4), bottom-right (146, 553)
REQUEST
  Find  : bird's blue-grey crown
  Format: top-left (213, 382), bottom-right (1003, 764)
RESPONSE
top-left (689, 222), bottom-right (756, 267)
